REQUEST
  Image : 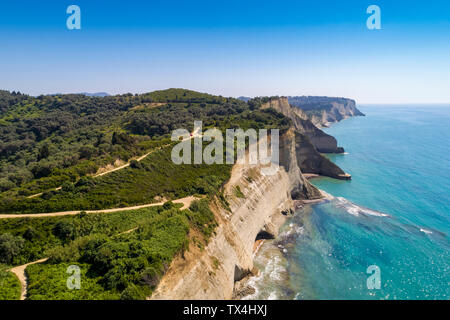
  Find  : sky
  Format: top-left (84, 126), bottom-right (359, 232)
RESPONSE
top-left (0, 0), bottom-right (449, 103)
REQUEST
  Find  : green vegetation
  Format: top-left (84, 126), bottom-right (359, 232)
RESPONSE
top-left (20, 199), bottom-right (214, 300)
top-left (0, 198), bottom-right (216, 299)
top-left (0, 203), bottom-right (196, 266)
top-left (26, 263), bottom-right (119, 300)
top-left (0, 88), bottom-right (292, 300)
top-left (0, 89), bottom-right (289, 213)
top-left (0, 144), bottom-right (232, 214)
top-left (0, 265), bottom-right (21, 300)
top-left (0, 88), bottom-right (289, 214)
top-left (233, 186), bottom-right (245, 199)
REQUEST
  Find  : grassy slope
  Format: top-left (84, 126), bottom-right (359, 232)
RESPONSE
top-left (0, 266), bottom-right (21, 300)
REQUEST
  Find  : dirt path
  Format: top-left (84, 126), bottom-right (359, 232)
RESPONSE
top-left (8, 223), bottom-right (143, 300)
top-left (9, 258), bottom-right (49, 300)
top-left (26, 147), bottom-right (164, 199)
top-left (25, 128), bottom-right (202, 199)
top-left (0, 196), bottom-right (198, 219)
top-left (92, 149), bottom-right (157, 178)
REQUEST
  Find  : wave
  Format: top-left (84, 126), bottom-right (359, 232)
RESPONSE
top-left (323, 194), bottom-right (448, 240)
top-left (242, 247), bottom-right (287, 300)
top-left (420, 228), bottom-right (433, 235)
top-left (334, 197), bottom-right (390, 217)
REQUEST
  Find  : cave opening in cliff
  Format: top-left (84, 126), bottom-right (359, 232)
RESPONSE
top-left (255, 230), bottom-right (275, 241)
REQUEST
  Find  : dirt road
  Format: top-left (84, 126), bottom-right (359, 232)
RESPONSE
top-left (0, 196), bottom-right (198, 219)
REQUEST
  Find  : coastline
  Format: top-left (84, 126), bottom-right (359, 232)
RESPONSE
top-left (236, 187), bottom-right (333, 300)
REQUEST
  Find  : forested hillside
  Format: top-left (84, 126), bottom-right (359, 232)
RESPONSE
top-left (0, 89), bottom-right (291, 300)
top-left (0, 89), bottom-right (288, 211)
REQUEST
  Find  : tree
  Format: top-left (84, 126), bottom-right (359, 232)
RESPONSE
top-left (78, 145), bottom-right (96, 159)
top-left (129, 160), bottom-right (141, 169)
top-left (31, 161), bottom-right (54, 178)
top-left (0, 234), bottom-right (25, 264)
top-left (53, 221), bottom-right (75, 241)
top-left (38, 144), bottom-right (50, 160)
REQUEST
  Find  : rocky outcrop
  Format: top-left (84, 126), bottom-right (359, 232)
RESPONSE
top-left (260, 98), bottom-right (344, 153)
top-left (260, 98), bottom-right (350, 180)
top-left (151, 130), bottom-right (322, 300)
top-left (288, 96), bottom-right (365, 128)
top-left (151, 104), bottom-right (351, 300)
top-left (279, 128), bottom-right (325, 198)
top-left (294, 132), bottom-right (351, 180)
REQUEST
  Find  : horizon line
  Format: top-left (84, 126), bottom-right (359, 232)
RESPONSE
top-left (2, 88), bottom-right (450, 105)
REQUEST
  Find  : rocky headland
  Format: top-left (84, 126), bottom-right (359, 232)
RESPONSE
top-left (152, 97), bottom-right (355, 299)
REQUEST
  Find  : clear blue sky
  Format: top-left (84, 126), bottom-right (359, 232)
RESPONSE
top-left (0, 0), bottom-right (449, 103)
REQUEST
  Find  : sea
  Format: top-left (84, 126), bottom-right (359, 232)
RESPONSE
top-left (245, 104), bottom-right (450, 300)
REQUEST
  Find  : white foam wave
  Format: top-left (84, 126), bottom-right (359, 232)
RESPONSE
top-left (241, 250), bottom-right (286, 300)
top-left (279, 224), bottom-right (304, 239)
top-left (335, 197), bottom-right (390, 217)
top-left (268, 255), bottom-right (285, 281)
top-left (420, 228), bottom-right (433, 234)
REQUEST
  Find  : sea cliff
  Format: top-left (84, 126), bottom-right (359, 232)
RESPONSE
top-left (288, 96), bottom-right (365, 128)
top-left (260, 98), bottom-right (345, 153)
top-left (152, 97), bottom-right (351, 300)
top-left (152, 128), bottom-right (327, 300)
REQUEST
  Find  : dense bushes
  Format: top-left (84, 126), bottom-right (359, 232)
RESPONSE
top-left (20, 200), bottom-right (215, 300)
top-left (0, 88), bottom-right (289, 214)
top-left (0, 205), bottom-right (174, 265)
top-left (0, 144), bottom-right (232, 214)
top-left (0, 234), bottom-right (25, 264)
top-left (26, 263), bottom-right (119, 300)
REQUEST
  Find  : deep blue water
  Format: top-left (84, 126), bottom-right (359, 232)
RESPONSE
top-left (247, 105), bottom-right (450, 300)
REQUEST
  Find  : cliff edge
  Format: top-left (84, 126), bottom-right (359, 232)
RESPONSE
top-left (151, 130), bottom-right (323, 300)
top-left (288, 96), bottom-right (365, 128)
top-left (260, 98), bottom-right (344, 153)
top-left (152, 99), bottom-right (351, 299)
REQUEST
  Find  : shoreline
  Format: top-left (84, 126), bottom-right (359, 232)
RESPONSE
top-left (238, 187), bottom-right (333, 300)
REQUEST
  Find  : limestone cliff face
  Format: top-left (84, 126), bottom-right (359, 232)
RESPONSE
top-left (152, 163), bottom-right (295, 300)
top-left (294, 131), bottom-right (350, 180)
top-left (279, 128), bottom-right (324, 198)
top-left (261, 98), bottom-right (350, 180)
top-left (152, 131), bottom-right (322, 300)
top-left (288, 96), bottom-right (365, 128)
top-left (151, 100), bottom-right (352, 299)
top-left (261, 98), bottom-right (344, 153)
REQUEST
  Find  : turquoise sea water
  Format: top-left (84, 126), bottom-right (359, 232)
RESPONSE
top-left (247, 105), bottom-right (450, 300)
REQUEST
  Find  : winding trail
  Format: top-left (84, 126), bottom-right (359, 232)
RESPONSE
top-left (9, 258), bottom-right (49, 300)
top-left (3, 129), bottom-right (204, 298)
top-left (0, 196), bottom-right (198, 219)
top-left (25, 128), bottom-right (202, 199)
top-left (8, 224), bottom-right (143, 300)
top-left (26, 147), bottom-right (163, 199)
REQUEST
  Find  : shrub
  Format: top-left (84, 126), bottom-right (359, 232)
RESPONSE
top-left (129, 160), bottom-right (141, 169)
top-left (0, 234), bottom-right (25, 264)
top-left (53, 221), bottom-right (75, 242)
top-left (120, 284), bottom-right (146, 300)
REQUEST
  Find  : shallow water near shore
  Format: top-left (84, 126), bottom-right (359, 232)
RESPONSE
top-left (246, 105), bottom-right (450, 300)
